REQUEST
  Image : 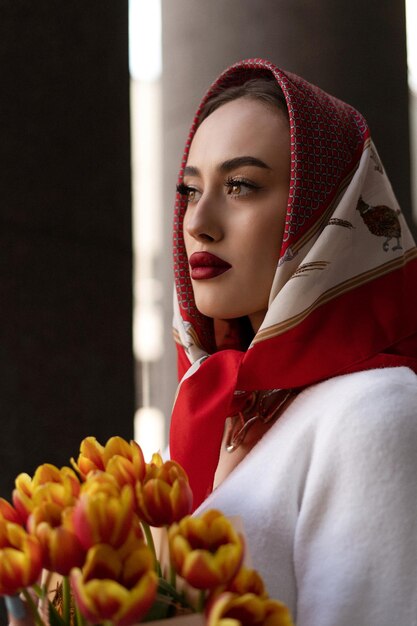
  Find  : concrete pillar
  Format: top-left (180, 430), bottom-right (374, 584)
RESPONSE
top-left (0, 2), bottom-right (133, 498)
top-left (159, 0), bottom-right (412, 418)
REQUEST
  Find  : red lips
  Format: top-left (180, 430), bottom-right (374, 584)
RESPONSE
top-left (189, 252), bottom-right (232, 280)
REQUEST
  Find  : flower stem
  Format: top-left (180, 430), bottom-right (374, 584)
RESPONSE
top-left (75, 601), bottom-right (87, 626)
top-left (197, 590), bottom-right (206, 613)
top-left (142, 522), bottom-right (156, 558)
top-left (62, 576), bottom-right (71, 624)
top-left (21, 588), bottom-right (45, 626)
top-left (142, 521), bottom-right (162, 575)
top-left (169, 564), bottom-right (177, 590)
top-left (32, 583), bottom-right (43, 599)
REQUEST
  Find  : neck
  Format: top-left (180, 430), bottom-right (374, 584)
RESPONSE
top-left (248, 309), bottom-right (267, 333)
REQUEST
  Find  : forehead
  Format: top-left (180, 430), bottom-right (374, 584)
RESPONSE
top-left (187, 98), bottom-right (289, 169)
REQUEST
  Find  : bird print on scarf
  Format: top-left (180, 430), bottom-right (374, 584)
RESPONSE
top-left (356, 196), bottom-right (402, 251)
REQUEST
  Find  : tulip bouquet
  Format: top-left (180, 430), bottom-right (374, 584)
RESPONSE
top-left (0, 436), bottom-right (293, 626)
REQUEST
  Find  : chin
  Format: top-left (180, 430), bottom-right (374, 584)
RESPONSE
top-left (194, 297), bottom-right (225, 318)
top-left (194, 300), bottom-right (245, 320)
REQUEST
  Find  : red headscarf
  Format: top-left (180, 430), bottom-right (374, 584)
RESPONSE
top-left (169, 59), bottom-right (417, 510)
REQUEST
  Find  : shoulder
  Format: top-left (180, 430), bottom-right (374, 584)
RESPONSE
top-left (309, 365), bottom-right (417, 409)
top-left (295, 367), bottom-right (417, 507)
top-left (304, 366), bottom-right (417, 445)
top-left (244, 367), bottom-right (417, 482)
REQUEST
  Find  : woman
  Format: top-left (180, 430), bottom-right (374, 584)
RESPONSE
top-left (169, 59), bottom-right (417, 625)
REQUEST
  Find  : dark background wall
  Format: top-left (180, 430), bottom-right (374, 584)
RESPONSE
top-left (0, 2), bottom-right (134, 500)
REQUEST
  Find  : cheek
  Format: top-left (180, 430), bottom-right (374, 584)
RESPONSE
top-left (182, 220), bottom-right (191, 257)
top-left (245, 212), bottom-right (284, 264)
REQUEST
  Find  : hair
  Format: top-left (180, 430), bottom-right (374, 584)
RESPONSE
top-left (198, 77), bottom-right (289, 125)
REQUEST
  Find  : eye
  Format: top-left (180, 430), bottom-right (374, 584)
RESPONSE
top-left (228, 182), bottom-right (243, 196)
top-left (225, 177), bottom-right (260, 198)
top-left (176, 183), bottom-right (201, 204)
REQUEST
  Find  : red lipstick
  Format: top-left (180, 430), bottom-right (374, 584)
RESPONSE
top-left (189, 252), bottom-right (232, 280)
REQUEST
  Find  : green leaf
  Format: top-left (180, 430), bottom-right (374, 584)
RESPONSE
top-left (142, 598), bottom-right (171, 622)
top-left (48, 601), bottom-right (67, 626)
top-left (157, 578), bottom-right (192, 608)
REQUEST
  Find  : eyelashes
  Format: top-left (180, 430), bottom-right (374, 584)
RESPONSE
top-left (176, 178), bottom-right (261, 202)
top-left (176, 183), bottom-right (200, 203)
top-left (176, 183), bottom-right (191, 197)
top-left (224, 177), bottom-right (261, 196)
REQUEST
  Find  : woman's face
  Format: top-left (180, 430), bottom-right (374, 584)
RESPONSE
top-left (182, 97), bottom-right (290, 332)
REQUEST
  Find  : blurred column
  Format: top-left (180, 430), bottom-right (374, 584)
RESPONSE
top-left (130, 0), bottom-right (166, 459)
top-left (0, 2), bottom-right (134, 495)
top-left (159, 0), bottom-right (413, 420)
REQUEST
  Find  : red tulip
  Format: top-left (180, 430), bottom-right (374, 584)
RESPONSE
top-left (81, 470), bottom-right (121, 498)
top-left (72, 436), bottom-right (146, 486)
top-left (12, 464), bottom-right (80, 523)
top-left (72, 484), bottom-right (134, 550)
top-left (135, 453), bottom-right (193, 526)
top-left (12, 473), bottom-right (34, 522)
top-left (0, 518), bottom-right (43, 596)
top-left (168, 509), bottom-right (244, 589)
top-left (71, 541), bottom-right (157, 626)
top-left (226, 567), bottom-right (267, 598)
top-left (206, 592), bottom-right (294, 626)
top-left (71, 436), bottom-right (106, 479)
top-left (102, 437), bottom-right (146, 483)
top-left (27, 502), bottom-right (85, 575)
top-left (0, 498), bottom-right (24, 525)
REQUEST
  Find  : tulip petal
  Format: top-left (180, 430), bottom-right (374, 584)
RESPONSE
top-left (71, 567), bottom-right (157, 626)
top-left (227, 567), bottom-right (266, 598)
top-left (169, 511), bottom-right (244, 589)
top-left (0, 499), bottom-right (23, 525)
top-left (121, 543), bottom-right (154, 588)
top-left (207, 593), bottom-right (294, 626)
top-left (72, 486), bottom-right (134, 550)
top-left (264, 600), bottom-right (295, 626)
top-left (71, 437), bottom-right (105, 480)
top-left (38, 524), bottom-right (85, 575)
top-left (135, 460), bottom-right (193, 527)
top-left (0, 521), bottom-right (42, 595)
top-left (115, 571), bottom-right (158, 626)
top-left (83, 544), bottom-right (122, 582)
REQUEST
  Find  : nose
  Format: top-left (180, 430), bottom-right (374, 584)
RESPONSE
top-left (183, 193), bottom-right (223, 243)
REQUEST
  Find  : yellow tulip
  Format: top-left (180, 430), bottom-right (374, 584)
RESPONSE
top-left (206, 592), bottom-right (294, 626)
top-left (0, 498), bottom-right (23, 525)
top-left (72, 484), bottom-right (134, 549)
top-left (12, 473), bottom-right (34, 522)
top-left (106, 452), bottom-right (145, 489)
top-left (168, 510), bottom-right (244, 589)
top-left (226, 567), bottom-right (267, 598)
top-left (102, 437), bottom-right (145, 474)
top-left (71, 542), bottom-right (157, 626)
top-left (72, 436), bottom-right (146, 486)
top-left (135, 454), bottom-right (193, 527)
top-left (81, 470), bottom-right (121, 498)
top-left (117, 523), bottom-right (146, 561)
top-left (103, 437), bottom-right (146, 488)
top-left (12, 464), bottom-right (80, 523)
top-left (71, 436), bottom-right (106, 479)
top-left (27, 502), bottom-right (85, 575)
top-left (0, 518), bottom-right (43, 595)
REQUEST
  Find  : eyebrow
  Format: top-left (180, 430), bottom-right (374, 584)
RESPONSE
top-left (183, 156), bottom-right (272, 177)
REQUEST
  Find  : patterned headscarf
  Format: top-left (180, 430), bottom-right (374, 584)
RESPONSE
top-left (169, 59), bottom-right (417, 510)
